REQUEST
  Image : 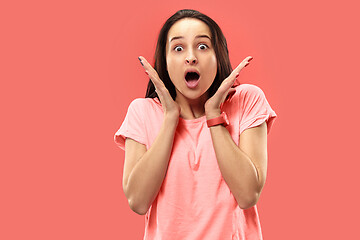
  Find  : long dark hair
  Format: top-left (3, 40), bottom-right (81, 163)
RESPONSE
top-left (145, 9), bottom-right (234, 101)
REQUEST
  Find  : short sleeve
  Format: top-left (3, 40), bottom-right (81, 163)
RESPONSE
top-left (239, 84), bottom-right (277, 135)
top-left (114, 98), bottom-right (147, 151)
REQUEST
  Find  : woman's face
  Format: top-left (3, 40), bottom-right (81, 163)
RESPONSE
top-left (165, 18), bottom-right (217, 102)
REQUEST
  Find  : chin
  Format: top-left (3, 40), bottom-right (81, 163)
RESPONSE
top-left (182, 89), bottom-right (209, 101)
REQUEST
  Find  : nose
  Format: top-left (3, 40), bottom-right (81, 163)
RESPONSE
top-left (185, 53), bottom-right (197, 64)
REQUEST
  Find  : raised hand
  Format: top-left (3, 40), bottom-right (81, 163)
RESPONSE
top-left (205, 56), bottom-right (253, 118)
top-left (138, 56), bottom-right (181, 121)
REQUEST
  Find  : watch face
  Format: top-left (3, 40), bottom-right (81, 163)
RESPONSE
top-left (223, 112), bottom-right (229, 126)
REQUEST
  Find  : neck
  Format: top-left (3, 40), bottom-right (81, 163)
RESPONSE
top-left (175, 91), bottom-right (208, 120)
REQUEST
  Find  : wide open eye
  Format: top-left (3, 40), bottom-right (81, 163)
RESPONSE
top-left (198, 44), bottom-right (208, 50)
top-left (174, 46), bottom-right (183, 52)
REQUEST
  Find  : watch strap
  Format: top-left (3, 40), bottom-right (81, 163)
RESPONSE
top-left (206, 112), bottom-right (229, 127)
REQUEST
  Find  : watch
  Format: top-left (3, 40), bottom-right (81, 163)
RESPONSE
top-left (207, 112), bottom-right (229, 127)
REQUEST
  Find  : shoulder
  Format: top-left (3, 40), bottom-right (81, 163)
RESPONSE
top-left (125, 98), bottom-right (149, 118)
top-left (127, 97), bottom-right (162, 121)
top-left (128, 97), bottom-right (158, 109)
top-left (233, 84), bottom-right (267, 106)
top-left (227, 84), bottom-right (268, 112)
top-left (234, 83), bottom-right (265, 98)
top-left (129, 98), bottom-right (147, 107)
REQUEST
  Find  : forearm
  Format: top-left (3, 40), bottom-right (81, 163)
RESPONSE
top-left (126, 116), bottom-right (178, 214)
top-left (208, 124), bottom-right (261, 209)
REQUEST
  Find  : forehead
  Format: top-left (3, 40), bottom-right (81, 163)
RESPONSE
top-left (167, 18), bottom-right (211, 42)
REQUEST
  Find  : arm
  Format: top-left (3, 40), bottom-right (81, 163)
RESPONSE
top-left (206, 116), bottom-right (268, 209)
top-left (123, 56), bottom-right (181, 215)
top-left (204, 56), bottom-right (269, 209)
top-left (124, 115), bottom-right (178, 215)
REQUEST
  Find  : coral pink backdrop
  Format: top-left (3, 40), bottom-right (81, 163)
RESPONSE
top-left (1, 0), bottom-right (359, 239)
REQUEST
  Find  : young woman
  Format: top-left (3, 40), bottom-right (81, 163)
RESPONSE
top-left (114, 9), bottom-right (277, 240)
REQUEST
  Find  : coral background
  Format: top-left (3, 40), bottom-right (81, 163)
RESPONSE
top-left (1, 0), bottom-right (360, 239)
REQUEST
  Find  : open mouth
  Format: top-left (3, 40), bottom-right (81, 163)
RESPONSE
top-left (184, 71), bottom-right (200, 88)
top-left (185, 72), bottom-right (200, 82)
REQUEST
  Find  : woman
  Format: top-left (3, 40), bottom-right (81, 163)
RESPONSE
top-left (114, 9), bottom-right (277, 240)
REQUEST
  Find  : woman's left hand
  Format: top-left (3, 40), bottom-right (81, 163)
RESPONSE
top-left (205, 56), bottom-right (253, 118)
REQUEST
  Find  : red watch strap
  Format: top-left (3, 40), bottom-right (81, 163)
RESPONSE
top-left (207, 112), bottom-right (229, 127)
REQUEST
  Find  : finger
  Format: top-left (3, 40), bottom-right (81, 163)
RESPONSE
top-left (232, 56), bottom-right (253, 76)
top-left (225, 88), bottom-right (236, 101)
top-left (221, 56), bottom-right (251, 89)
top-left (218, 87), bottom-right (236, 106)
top-left (214, 79), bottom-right (234, 102)
top-left (138, 56), bottom-right (157, 77)
top-left (138, 56), bottom-right (174, 106)
top-left (212, 56), bottom-right (252, 107)
top-left (221, 56), bottom-right (252, 89)
top-left (138, 56), bottom-right (164, 88)
top-left (219, 71), bottom-right (239, 93)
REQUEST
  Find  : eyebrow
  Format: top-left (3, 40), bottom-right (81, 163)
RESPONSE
top-left (169, 34), bottom-right (211, 42)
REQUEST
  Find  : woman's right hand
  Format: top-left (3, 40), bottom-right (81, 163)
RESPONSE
top-left (138, 56), bottom-right (181, 121)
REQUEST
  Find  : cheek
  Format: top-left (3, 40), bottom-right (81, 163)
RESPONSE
top-left (202, 53), bottom-right (217, 67)
top-left (166, 55), bottom-right (174, 70)
top-left (167, 57), bottom-right (181, 75)
top-left (206, 55), bottom-right (217, 75)
top-left (166, 61), bottom-right (174, 76)
top-left (166, 58), bottom-right (179, 83)
top-left (210, 55), bottom-right (217, 68)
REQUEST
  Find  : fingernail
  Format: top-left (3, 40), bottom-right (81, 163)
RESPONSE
top-left (248, 57), bottom-right (253, 62)
top-left (138, 57), bottom-right (144, 66)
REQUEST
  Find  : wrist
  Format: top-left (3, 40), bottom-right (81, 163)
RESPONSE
top-left (164, 112), bottom-right (179, 125)
top-left (206, 111), bottom-right (229, 128)
top-left (205, 109), bottom-right (221, 120)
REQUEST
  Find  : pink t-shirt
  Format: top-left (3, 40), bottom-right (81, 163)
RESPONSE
top-left (114, 84), bottom-right (277, 240)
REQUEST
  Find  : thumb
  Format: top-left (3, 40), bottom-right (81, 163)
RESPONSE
top-left (225, 88), bottom-right (236, 101)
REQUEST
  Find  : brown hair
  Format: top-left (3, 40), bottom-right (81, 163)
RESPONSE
top-left (145, 9), bottom-right (234, 100)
